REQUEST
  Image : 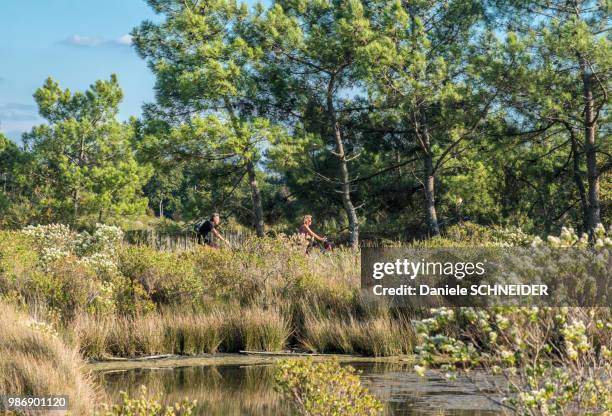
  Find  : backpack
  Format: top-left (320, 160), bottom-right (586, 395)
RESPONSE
top-left (194, 219), bottom-right (205, 234)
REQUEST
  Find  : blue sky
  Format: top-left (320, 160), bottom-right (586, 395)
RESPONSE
top-left (0, 1), bottom-right (159, 143)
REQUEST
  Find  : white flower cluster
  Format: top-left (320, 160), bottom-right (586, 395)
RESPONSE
top-left (21, 223), bottom-right (123, 273)
top-left (21, 224), bottom-right (76, 270)
top-left (74, 224), bottom-right (123, 274)
top-left (74, 224), bottom-right (123, 257)
top-left (414, 305), bottom-right (612, 414)
top-left (531, 224), bottom-right (612, 249)
top-left (491, 226), bottom-right (534, 247)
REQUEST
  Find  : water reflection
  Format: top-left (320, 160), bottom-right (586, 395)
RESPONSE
top-left (95, 362), bottom-right (503, 416)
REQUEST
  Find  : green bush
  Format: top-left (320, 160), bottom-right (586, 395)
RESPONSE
top-left (118, 246), bottom-right (203, 307)
top-left (28, 256), bottom-right (99, 319)
top-left (274, 359), bottom-right (383, 416)
top-left (98, 386), bottom-right (196, 416)
top-left (0, 231), bottom-right (39, 304)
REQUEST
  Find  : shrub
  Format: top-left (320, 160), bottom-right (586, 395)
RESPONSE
top-left (414, 307), bottom-right (612, 415)
top-left (412, 227), bottom-right (612, 415)
top-left (28, 256), bottom-right (99, 319)
top-left (118, 246), bottom-right (202, 307)
top-left (97, 385), bottom-right (196, 416)
top-left (21, 223), bottom-right (122, 274)
top-left (108, 274), bottom-right (157, 316)
top-left (0, 230), bottom-right (39, 303)
top-left (274, 359), bottom-right (383, 416)
top-left (21, 223), bottom-right (75, 259)
top-left (443, 222), bottom-right (534, 247)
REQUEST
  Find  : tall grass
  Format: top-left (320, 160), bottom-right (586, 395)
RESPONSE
top-left (299, 304), bottom-right (414, 357)
top-left (72, 306), bottom-right (290, 359)
top-left (0, 302), bottom-right (98, 415)
top-left (162, 312), bottom-right (224, 355)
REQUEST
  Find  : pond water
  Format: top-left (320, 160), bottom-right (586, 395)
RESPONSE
top-left (95, 361), bottom-right (504, 415)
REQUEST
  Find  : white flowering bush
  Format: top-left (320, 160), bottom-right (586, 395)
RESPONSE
top-left (21, 223), bottom-right (123, 274)
top-left (74, 224), bottom-right (123, 258)
top-left (413, 226), bottom-right (612, 415)
top-left (414, 307), bottom-right (611, 415)
top-left (21, 224), bottom-right (75, 268)
top-left (531, 224), bottom-right (611, 249)
top-left (19, 224), bottom-right (123, 316)
top-left (508, 225), bottom-right (611, 306)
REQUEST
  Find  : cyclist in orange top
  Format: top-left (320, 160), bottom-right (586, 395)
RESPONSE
top-left (298, 215), bottom-right (325, 252)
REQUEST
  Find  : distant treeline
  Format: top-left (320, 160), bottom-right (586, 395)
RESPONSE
top-left (0, 0), bottom-right (609, 244)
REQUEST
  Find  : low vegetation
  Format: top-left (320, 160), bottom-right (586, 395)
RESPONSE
top-left (0, 224), bottom-right (416, 358)
top-left (97, 386), bottom-right (196, 416)
top-left (0, 303), bottom-right (98, 416)
top-left (274, 359), bottom-right (383, 416)
top-left (1, 222), bottom-right (610, 415)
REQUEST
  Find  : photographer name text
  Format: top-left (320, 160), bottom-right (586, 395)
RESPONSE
top-left (370, 259), bottom-right (548, 297)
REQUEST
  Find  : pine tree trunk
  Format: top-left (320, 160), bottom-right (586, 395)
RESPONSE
top-left (223, 97), bottom-right (266, 237)
top-left (327, 78), bottom-right (359, 248)
top-left (73, 133), bottom-right (86, 224)
top-left (570, 134), bottom-right (589, 233)
top-left (247, 159), bottom-right (265, 237)
top-left (582, 68), bottom-right (600, 234)
top-left (72, 189), bottom-right (79, 223)
top-left (415, 120), bottom-right (441, 237)
top-left (423, 151), bottom-right (440, 236)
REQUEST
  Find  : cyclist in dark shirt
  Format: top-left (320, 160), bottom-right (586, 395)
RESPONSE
top-left (197, 213), bottom-right (228, 248)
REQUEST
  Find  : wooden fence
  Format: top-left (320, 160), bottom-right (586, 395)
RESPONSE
top-left (124, 229), bottom-right (251, 251)
top-left (124, 229), bottom-right (397, 251)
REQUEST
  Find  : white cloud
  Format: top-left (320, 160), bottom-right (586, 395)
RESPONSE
top-left (113, 34), bottom-right (133, 46)
top-left (63, 34), bottom-right (105, 47)
top-left (61, 34), bottom-right (133, 48)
